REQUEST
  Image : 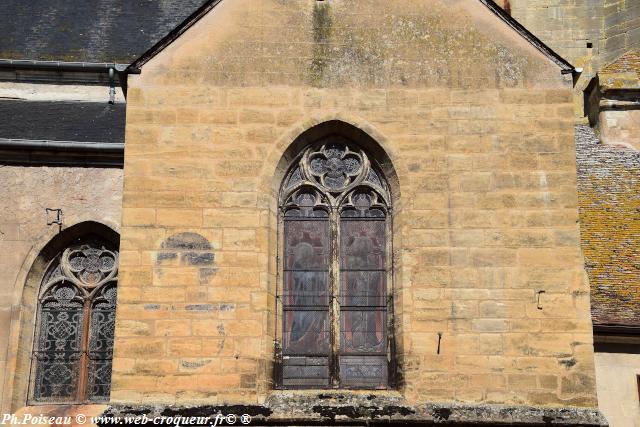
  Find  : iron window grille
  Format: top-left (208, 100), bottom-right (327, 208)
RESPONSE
top-left (275, 136), bottom-right (396, 389)
top-left (29, 238), bottom-right (118, 404)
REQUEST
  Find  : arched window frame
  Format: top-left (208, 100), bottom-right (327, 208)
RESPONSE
top-left (28, 236), bottom-right (118, 404)
top-left (275, 135), bottom-right (396, 389)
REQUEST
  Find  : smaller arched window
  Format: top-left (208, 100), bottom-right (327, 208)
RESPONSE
top-left (277, 135), bottom-right (394, 389)
top-left (29, 237), bottom-right (118, 403)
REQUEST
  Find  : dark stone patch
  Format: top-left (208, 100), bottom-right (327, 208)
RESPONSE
top-left (162, 232), bottom-right (212, 250)
top-left (240, 374), bottom-right (256, 388)
top-left (180, 359), bottom-right (211, 370)
top-left (159, 405), bottom-right (273, 419)
top-left (157, 252), bottom-right (177, 263)
top-left (185, 304), bottom-right (215, 312)
top-left (183, 252), bottom-right (215, 266)
top-left (432, 407), bottom-right (452, 421)
top-left (559, 358), bottom-right (577, 369)
top-left (199, 268), bottom-right (217, 284)
top-left (312, 404), bottom-right (415, 421)
top-left (220, 304), bottom-right (235, 312)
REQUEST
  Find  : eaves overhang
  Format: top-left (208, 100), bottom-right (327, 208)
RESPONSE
top-left (0, 138), bottom-right (124, 167)
top-left (0, 59), bottom-right (136, 85)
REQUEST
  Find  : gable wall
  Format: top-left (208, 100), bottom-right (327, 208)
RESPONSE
top-left (113, 0), bottom-right (597, 409)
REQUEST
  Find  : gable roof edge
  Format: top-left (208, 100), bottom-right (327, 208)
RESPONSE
top-left (127, 0), bottom-right (223, 72)
top-left (479, 0), bottom-right (574, 72)
top-left (127, 0), bottom-right (575, 74)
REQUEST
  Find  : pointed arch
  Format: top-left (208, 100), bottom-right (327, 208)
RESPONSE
top-left (270, 119), bottom-right (401, 204)
top-left (8, 221), bottom-right (119, 408)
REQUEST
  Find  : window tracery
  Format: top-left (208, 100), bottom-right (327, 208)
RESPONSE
top-left (278, 136), bottom-right (393, 389)
top-left (30, 239), bottom-right (118, 403)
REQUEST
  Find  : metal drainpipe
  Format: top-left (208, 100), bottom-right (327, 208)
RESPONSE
top-left (108, 67), bottom-right (116, 104)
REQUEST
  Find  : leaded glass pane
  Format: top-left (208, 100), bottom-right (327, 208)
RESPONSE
top-left (32, 352), bottom-right (82, 402)
top-left (283, 221), bottom-right (329, 270)
top-left (282, 356), bottom-right (330, 387)
top-left (340, 221), bottom-right (385, 270)
top-left (32, 284), bottom-right (84, 402)
top-left (340, 311), bottom-right (387, 354)
top-left (87, 283), bottom-right (117, 402)
top-left (339, 213), bottom-right (387, 386)
top-left (282, 310), bottom-right (330, 387)
top-left (87, 358), bottom-right (113, 402)
top-left (282, 212), bottom-right (331, 387)
top-left (283, 310), bottom-right (330, 355)
top-left (339, 356), bottom-right (388, 388)
top-left (283, 271), bottom-right (329, 306)
top-left (340, 272), bottom-right (385, 307)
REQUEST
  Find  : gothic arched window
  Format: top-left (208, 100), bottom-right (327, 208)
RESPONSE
top-left (278, 135), bottom-right (393, 389)
top-left (29, 238), bottom-right (118, 403)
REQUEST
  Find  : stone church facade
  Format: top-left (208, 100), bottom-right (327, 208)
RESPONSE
top-left (0, 0), bottom-right (638, 425)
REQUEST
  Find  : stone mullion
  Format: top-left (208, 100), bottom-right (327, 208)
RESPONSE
top-left (329, 206), bottom-right (341, 388)
top-left (77, 297), bottom-right (91, 403)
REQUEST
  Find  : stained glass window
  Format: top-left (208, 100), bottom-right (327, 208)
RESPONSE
top-left (279, 137), bottom-right (392, 388)
top-left (30, 238), bottom-right (118, 403)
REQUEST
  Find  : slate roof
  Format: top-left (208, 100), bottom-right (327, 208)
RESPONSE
top-left (0, 0), bottom-right (206, 63)
top-left (576, 125), bottom-right (640, 327)
top-left (0, 100), bottom-right (125, 143)
top-left (597, 49), bottom-right (640, 90)
top-left (600, 50), bottom-right (640, 78)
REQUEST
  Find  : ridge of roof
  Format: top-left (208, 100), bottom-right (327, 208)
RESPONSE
top-left (128, 0), bottom-right (575, 74)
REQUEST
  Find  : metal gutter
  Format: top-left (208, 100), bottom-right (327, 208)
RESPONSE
top-left (0, 59), bottom-right (139, 88)
top-left (0, 138), bottom-right (123, 152)
top-left (0, 59), bottom-right (130, 73)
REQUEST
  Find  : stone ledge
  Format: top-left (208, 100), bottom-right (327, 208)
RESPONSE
top-left (106, 396), bottom-right (607, 426)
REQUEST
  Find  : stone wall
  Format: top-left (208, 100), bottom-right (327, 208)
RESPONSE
top-left (594, 352), bottom-right (640, 426)
top-left (507, 0), bottom-right (640, 71)
top-left (0, 166), bottom-right (122, 411)
top-left (504, 0), bottom-right (640, 115)
top-left (600, 109), bottom-right (640, 150)
top-left (113, 0), bottom-right (597, 411)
